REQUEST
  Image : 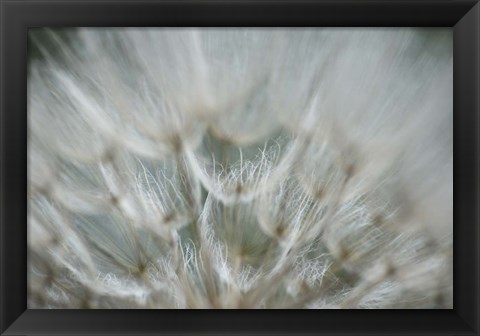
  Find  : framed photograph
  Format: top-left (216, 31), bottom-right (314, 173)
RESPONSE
top-left (1, 0), bottom-right (479, 335)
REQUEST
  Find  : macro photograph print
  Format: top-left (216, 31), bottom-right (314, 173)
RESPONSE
top-left (27, 28), bottom-right (453, 309)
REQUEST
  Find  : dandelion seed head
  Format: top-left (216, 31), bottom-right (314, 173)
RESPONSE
top-left (28, 28), bottom-right (452, 309)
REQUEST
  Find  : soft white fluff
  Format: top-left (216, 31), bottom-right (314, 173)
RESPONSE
top-left (28, 28), bottom-right (452, 309)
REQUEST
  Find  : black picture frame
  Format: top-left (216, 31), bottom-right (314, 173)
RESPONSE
top-left (1, 0), bottom-right (479, 335)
